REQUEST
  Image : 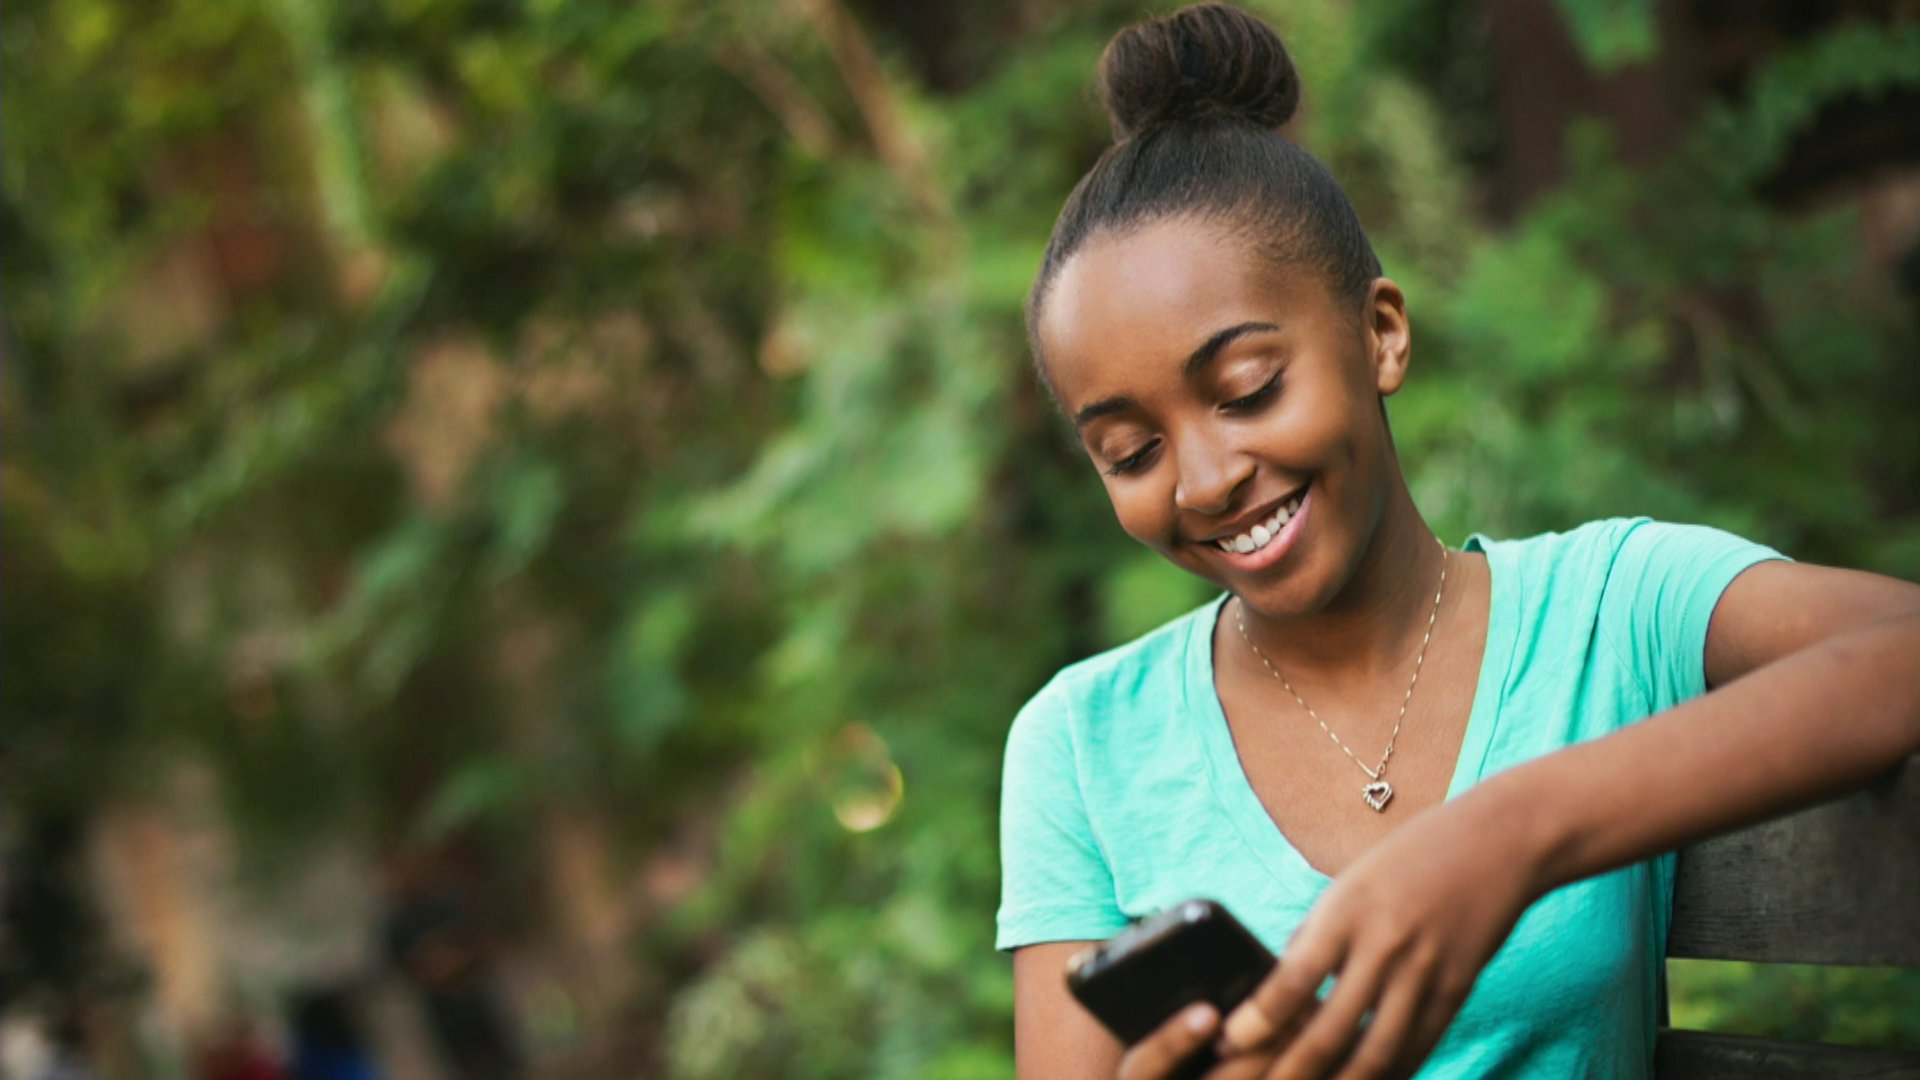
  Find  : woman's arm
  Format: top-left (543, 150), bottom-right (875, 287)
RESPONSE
top-left (1014, 941), bottom-right (1125, 1079)
top-left (1207, 559), bottom-right (1920, 1080)
top-left (1506, 559), bottom-right (1920, 907)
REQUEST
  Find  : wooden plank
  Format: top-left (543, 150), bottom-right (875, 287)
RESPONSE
top-left (1655, 1029), bottom-right (1920, 1080)
top-left (1667, 755), bottom-right (1920, 967)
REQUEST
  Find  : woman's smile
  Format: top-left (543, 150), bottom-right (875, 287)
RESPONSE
top-left (1200, 483), bottom-right (1310, 572)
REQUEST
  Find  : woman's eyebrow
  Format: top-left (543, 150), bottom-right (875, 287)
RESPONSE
top-left (1072, 321), bottom-right (1282, 430)
top-left (1073, 395), bottom-right (1134, 430)
top-left (1183, 321), bottom-right (1281, 377)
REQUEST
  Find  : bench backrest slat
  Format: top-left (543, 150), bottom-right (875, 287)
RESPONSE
top-left (1667, 754), bottom-right (1920, 968)
top-left (1656, 1029), bottom-right (1920, 1079)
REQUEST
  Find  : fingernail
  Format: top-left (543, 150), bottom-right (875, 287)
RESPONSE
top-left (1185, 1004), bottom-right (1216, 1033)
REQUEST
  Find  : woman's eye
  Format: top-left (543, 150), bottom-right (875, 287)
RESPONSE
top-left (1223, 373), bottom-right (1281, 411)
top-left (1105, 440), bottom-right (1159, 476)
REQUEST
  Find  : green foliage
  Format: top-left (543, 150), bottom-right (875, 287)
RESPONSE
top-left (1553, 0), bottom-right (1659, 71)
top-left (4, 0), bottom-right (1918, 1073)
top-left (1669, 961), bottom-right (1920, 1047)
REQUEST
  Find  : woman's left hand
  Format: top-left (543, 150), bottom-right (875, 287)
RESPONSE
top-left (1210, 791), bottom-right (1543, 1080)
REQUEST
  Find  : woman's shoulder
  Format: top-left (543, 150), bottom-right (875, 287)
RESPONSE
top-left (1466, 515), bottom-right (1784, 689)
top-left (1014, 594), bottom-right (1222, 728)
top-left (1055, 594), bottom-right (1220, 690)
top-left (1465, 515), bottom-right (1646, 559)
top-left (1003, 595), bottom-right (1220, 793)
top-left (1466, 515), bottom-right (1779, 581)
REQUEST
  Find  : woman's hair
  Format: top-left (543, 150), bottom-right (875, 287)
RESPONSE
top-left (1027, 3), bottom-right (1382, 371)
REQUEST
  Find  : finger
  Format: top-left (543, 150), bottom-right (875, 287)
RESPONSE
top-left (1259, 955), bottom-right (1383, 1080)
top-left (1215, 997), bottom-right (1316, 1062)
top-left (1117, 1002), bottom-right (1219, 1080)
top-left (1219, 933), bottom-right (1347, 1055)
top-left (1328, 971), bottom-right (1421, 1080)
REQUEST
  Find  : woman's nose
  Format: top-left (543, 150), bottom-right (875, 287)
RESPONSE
top-left (1172, 438), bottom-right (1253, 516)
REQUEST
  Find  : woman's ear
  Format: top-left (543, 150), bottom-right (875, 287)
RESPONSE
top-left (1366, 278), bottom-right (1412, 397)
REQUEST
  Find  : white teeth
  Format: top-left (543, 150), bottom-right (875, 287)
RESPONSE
top-left (1216, 488), bottom-right (1308, 555)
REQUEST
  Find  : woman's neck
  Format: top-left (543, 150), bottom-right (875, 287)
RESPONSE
top-left (1234, 480), bottom-right (1445, 685)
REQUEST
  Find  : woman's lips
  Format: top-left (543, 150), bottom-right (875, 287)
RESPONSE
top-left (1209, 485), bottom-right (1310, 572)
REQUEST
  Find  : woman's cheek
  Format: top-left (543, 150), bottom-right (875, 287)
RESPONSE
top-left (1108, 485), bottom-right (1169, 550)
top-left (1108, 491), bottom-right (1150, 545)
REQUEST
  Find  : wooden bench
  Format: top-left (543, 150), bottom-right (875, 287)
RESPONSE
top-left (1655, 753), bottom-right (1920, 1078)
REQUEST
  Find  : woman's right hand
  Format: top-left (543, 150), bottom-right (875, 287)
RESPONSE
top-left (1117, 998), bottom-right (1322, 1080)
top-left (1117, 1003), bottom-right (1221, 1080)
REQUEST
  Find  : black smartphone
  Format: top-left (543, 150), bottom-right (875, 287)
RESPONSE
top-left (1065, 899), bottom-right (1276, 1079)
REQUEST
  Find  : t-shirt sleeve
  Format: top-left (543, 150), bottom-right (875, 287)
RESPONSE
top-left (1598, 519), bottom-right (1789, 711)
top-left (995, 677), bottom-right (1130, 953)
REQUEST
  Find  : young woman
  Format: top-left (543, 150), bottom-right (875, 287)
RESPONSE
top-left (994, 5), bottom-right (1920, 1078)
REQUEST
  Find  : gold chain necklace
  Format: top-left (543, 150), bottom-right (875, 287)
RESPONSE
top-left (1231, 538), bottom-right (1448, 813)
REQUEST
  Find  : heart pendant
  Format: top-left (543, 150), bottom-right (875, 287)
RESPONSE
top-left (1362, 781), bottom-right (1393, 812)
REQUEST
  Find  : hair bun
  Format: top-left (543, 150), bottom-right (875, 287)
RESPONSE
top-left (1098, 3), bottom-right (1300, 141)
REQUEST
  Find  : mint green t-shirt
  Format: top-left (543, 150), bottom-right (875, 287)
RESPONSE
top-left (996, 518), bottom-right (1786, 1077)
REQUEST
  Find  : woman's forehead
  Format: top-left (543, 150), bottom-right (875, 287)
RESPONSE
top-left (1039, 218), bottom-right (1321, 402)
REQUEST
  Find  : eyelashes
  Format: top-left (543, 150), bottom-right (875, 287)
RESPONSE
top-left (1106, 441), bottom-right (1159, 476)
top-left (1222, 372), bottom-right (1282, 411)
top-left (1102, 373), bottom-right (1283, 477)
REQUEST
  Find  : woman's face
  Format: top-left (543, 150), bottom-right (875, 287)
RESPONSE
top-left (1035, 216), bottom-right (1411, 618)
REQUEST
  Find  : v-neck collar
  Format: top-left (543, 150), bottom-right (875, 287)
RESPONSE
top-left (1180, 536), bottom-right (1517, 900)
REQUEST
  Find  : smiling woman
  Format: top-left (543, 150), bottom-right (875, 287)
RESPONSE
top-left (1040, 217), bottom-right (1414, 626)
top-left (996, 5), bottom-right (1920, 1080)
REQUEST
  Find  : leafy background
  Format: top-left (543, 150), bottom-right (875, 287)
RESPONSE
top-left (4, 0), bottom-right (1918, 1076)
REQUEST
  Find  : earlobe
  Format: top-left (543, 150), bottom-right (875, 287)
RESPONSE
top-left (1368, 279), bottom-right (1412, 397)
